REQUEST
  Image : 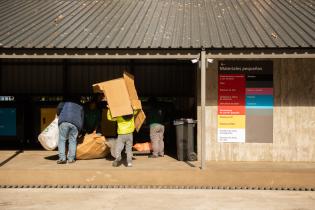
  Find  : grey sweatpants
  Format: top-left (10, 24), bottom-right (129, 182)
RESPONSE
top-left (113, 134), bottom-right (133, 163)
top-left (150, 124), bottom-right (164, 156)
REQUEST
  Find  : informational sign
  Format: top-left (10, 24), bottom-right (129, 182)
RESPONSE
top-left (218, 61), bottom-right (273, 143)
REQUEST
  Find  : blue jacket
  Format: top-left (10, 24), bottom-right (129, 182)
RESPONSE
top-left (57, 102), bottom-right (84, 131)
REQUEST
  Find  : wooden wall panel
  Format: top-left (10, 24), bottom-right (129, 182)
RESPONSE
top-left (198, 59), bottom-right (315, 162)
top-left (1, 60), bottom-right (63, 94)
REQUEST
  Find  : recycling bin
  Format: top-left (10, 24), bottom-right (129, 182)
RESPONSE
top-left (0, 108), bottom-right (17, 136)
top-left (173, 119), bottom-right (197, 161)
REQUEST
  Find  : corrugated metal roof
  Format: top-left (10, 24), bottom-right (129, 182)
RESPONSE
top-left (0, 0), bottom-right (314, 49)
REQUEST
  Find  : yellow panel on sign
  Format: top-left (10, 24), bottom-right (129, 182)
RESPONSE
top-left (218, 115), bottom-right (245, 129)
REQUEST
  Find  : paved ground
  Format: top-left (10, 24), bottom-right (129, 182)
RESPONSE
top-left (1, 150), bottom-right (315, 188)
top-left (0, 188), bottom-right (315, 210)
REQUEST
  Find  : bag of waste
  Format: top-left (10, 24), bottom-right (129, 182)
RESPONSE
top-left (76, 132), bottom-right (110, 160)
top-left (133, 142), bottom-right (152, 152)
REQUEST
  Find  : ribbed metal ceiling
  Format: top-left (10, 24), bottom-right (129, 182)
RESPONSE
top-left (0, 0), bottom-right (314, 49)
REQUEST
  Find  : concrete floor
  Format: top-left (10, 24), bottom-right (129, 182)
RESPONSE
top-left (0, 188), bottom-right (315, 210)
top-left (0, 150), bottom-right (315, 188)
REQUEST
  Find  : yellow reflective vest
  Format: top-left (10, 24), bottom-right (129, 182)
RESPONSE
top-left (107, 109), bottom-right (139, 135)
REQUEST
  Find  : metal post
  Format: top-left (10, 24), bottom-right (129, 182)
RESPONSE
top-left (0, 59), bottom-right (2, 94)
top-left (200, 50), bottom-right (206, 169)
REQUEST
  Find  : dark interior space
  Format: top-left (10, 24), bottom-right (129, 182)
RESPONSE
top-left (0, 59), bottom-right (197, 157)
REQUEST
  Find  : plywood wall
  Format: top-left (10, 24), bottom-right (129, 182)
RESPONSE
top-left (197, 58), bottom-right (315, 162)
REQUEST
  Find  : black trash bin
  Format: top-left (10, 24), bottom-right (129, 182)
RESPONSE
top-left (173, 119), bottom-right (197, 161)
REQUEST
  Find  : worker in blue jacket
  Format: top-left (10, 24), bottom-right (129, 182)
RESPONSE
top-left (56, 101), bottom-right (84, 164)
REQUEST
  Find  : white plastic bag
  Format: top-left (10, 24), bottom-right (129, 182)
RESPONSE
top-left (38, 116), bottom-right (59, 150)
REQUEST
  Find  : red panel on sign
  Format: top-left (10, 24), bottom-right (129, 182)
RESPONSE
top-left (218, 74), bottom-right (246, 107)
top-left (218, 106), bottom-right (245, 115)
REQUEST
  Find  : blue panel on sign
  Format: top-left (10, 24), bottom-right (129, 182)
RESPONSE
top-left (246, 95), bottom-right (274, 108)
top-left (0, 108), bottom-right (17, 136)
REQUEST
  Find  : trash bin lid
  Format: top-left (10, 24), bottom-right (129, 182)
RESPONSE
top-left (173, 119), bottom-right (185, 125)
top-left (186, 118), bottom-right (197, 124)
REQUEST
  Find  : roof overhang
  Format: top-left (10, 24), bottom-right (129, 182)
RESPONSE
top-left (0, 48), bottom-right (314, 59)
top-left (206, 48), bottom-right (315, 59)
top-left (0, 49), bottom-right (200, 59)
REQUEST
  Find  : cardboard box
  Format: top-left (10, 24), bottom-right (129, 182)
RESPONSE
top-left (95, 78), bottom-right (133, 117)
top-left (123, 73), bottom-right (138, 100)
top-left (93, 72), bottom-right (145, 132)
top-left (135, 109), bottom-right (146, 132)
top-left (131, 99), bottom-right (142, 110)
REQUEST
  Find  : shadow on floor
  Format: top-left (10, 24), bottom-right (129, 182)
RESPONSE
top-left (184, 161), bottom-right (197, 168)
top-left (44, 154), bottom-right (59, 161)
top-left (0, 150), bottom-right (24, 167)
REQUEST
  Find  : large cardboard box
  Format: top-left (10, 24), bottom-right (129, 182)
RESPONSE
top-left (123, 72), bottom-right (142, 110)
top-left (94, 78), bottom-right (133, 117)
top-left (134, 109), bottom-right (146, 132)
top-left (93, 72), bottom-right (145, 132)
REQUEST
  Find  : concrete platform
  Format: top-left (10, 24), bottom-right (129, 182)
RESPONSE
top-left (0, 150), bottom-right (315, 188)
top-left (1, 189), bottom-right (315, 210)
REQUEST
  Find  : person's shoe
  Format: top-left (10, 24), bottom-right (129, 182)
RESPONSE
top-left (158, 154), bottom-right (164, 157)
top-left (148, 154), bottom-right (158, 158)
top-left (127, 162), bottom-right (133, 167)
top-left (57, 159), bottom-right (66, 164)
top-left (112, 160), bottom-right (120, 167)
top-left (67, 159), bottom-right (75, 164)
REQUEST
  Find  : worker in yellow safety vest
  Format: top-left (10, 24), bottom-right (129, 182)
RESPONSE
top-left (107, 109), bottom-right (139, 167)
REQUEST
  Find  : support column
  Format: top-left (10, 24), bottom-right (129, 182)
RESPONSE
top-left (0, 59), bottom-right (2, 94)
top-left (200, 50), bottom-right (206, 169)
